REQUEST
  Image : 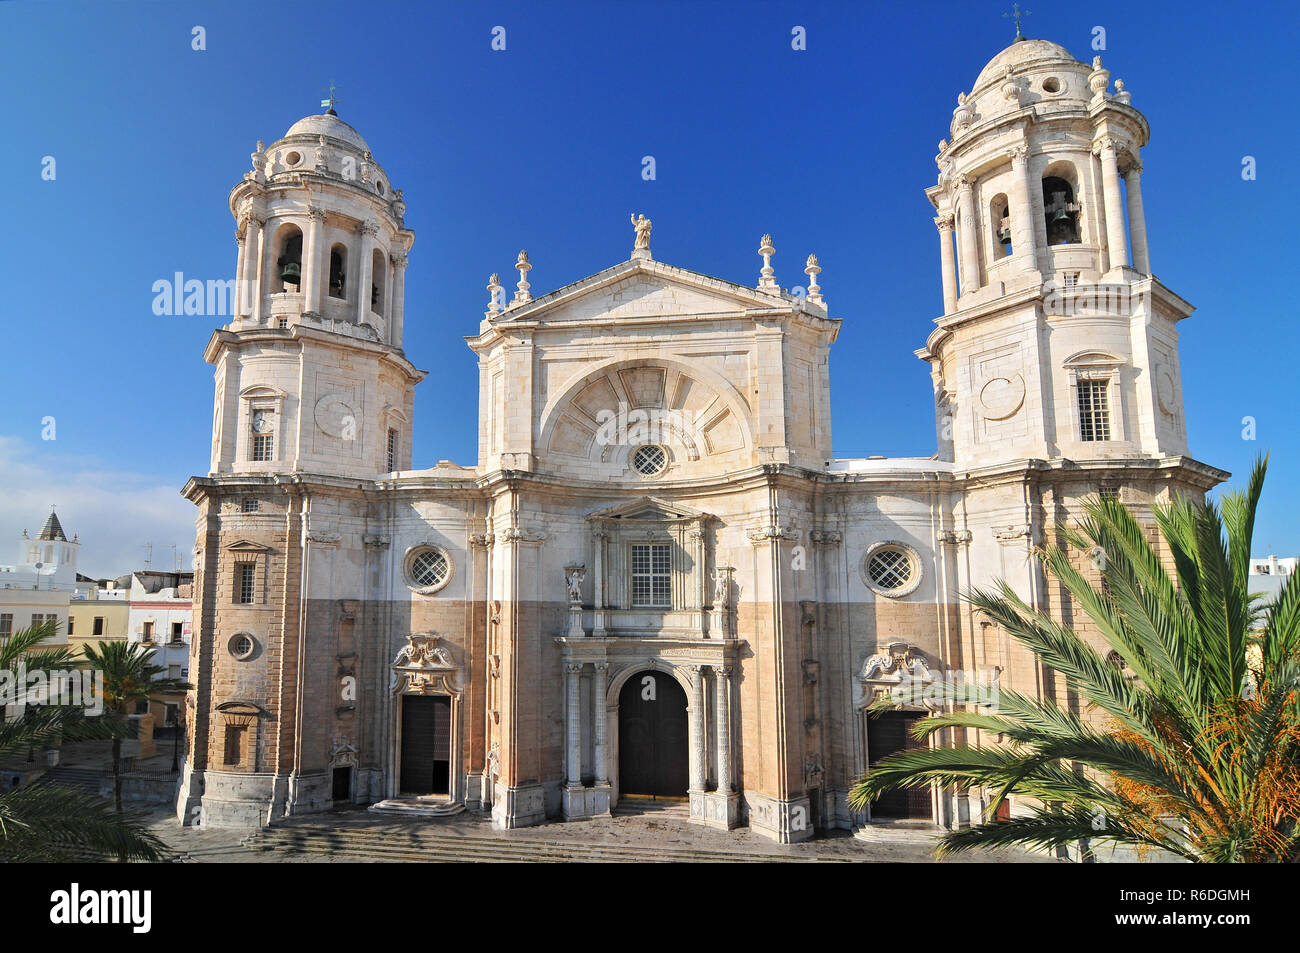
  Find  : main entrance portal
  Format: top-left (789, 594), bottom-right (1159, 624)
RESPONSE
top-left (866, 710), bottom-right (932, 820)
top-left (399, 694), bottom-right (451, 795)
top-left (618, 670), bottom-right (688, 798)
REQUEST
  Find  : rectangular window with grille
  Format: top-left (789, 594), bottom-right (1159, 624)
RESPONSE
top-left (241, 498), bottom-right (259, 513)
top-left (93, 616), bottom-right (104, 635)
top-left (1099, 485), bottom-right (1120, 501)
top-left (387, 427), bottom-right (398, 472)
top-left (236, 562), bottom-right (256, 604)
top-left (142, 621), bottom-right (154, 642)
top-left (224, 725), bottom-right (245, 765)
top-left (1077, 378), bottom-right (1111, 441)
top-left (251, 433), bottom-right (273, 461)
top-left (0, 614), bottom-right (12, 638)
top-left (630, 543), bottom-right (672, 608)
top-left (67, 616), bottom-right (75, 635)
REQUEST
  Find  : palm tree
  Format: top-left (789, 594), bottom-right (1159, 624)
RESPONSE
top-left (81, 640), bottom-right (191, 813)
top-left (849, 455), bottom-right (1300, 862)
top-left (0, 619), bottom-right (167, 861)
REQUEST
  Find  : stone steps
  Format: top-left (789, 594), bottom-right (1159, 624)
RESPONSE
top-left (369, 798), bottom-right (466, 818)
top-left (34, 766), bottom-right (106, 796)
top-left (242, 823), bottom-right (848, 863)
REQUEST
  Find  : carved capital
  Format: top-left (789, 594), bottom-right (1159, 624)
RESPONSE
top-left (389, 251), bottom-right (408, 269)
top-left (1008, 143), bottom-right (1030, 163)
top-left (994, 525), bottom-right (1032, 543)
top-left (1092, 135), bottom-right (1117, 157)
top-left (810, 529), bottom-right (842, 546)
top-left (363, 534), bottom-right (391, 549)
top-left (501, 525), bottom-right (546, 544)
top-left (306, 205), bottom-right (327, 223)
top-left (469, 532), bottom-right (495, 548)
top-left (747, 523), bottom-right (798, 544)
top-left (358, 220), bottom-right (379, 237)
top-left (937, 529), bottom-right (973, 546)
top-left (934, 212), bottom-right (955, 231)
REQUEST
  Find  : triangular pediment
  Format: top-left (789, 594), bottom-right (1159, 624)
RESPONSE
top-left (497, 258), bottom-right (800, 325)
top-left (226, 539), bottom-right (272, 553)
top-left (586, 496), bottom-right (713, 522)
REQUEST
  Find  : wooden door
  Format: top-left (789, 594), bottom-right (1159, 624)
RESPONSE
top-left (866, 710), bottom-right (932, 820)
top-left (399, 695), bottom-right (451, 795)
top-left (618, 671), bottom-right (688, 797)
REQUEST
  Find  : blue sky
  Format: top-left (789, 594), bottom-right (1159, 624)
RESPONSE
top-left (1, 0), bottom-right (1296, 576)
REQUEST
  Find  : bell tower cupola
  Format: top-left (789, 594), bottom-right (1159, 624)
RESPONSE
top-left (205, 106), bottom-right (425, 480)
top-left (917, 35), bottom-right (1192, 469)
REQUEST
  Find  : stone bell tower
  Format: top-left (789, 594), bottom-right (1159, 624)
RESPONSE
top-left (210, 106), bottom-right (424, 480)
top-left (917, 37), bottom-right (1191, 469)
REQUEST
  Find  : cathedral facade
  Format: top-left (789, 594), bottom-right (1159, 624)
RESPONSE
top-left (177, 37), bottom-right (1226, 842)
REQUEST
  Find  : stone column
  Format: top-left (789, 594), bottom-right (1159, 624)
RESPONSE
top-left (389, 251), bottom-right (408, 347)
top-left (356, 222), bottom-right (376, 325)
top-left (1124, 161), bottom-right (1150, 274)
top-left (715, 665), bottom-right (732, 793)
top-left (688, 666), bottom-right (705, 792)
top-left (304, 207), bottom-right (326, 314)
top-left (935, 213), bottom-right (957, 314)
top-left (565, 662), bottom-right (582, 786)
top-left (1095, 136), bottom-right (1129, 271)
top-left (592, 529), bottom-right (607, 638)
top-left (593, 662), bottom-right (609, 785)
top-left (955, 177), bottom-right (980, 295)
top-left (1008, 145), bottom-right (1039, 270)
top-left (244, 216), bottom-right (264, 323)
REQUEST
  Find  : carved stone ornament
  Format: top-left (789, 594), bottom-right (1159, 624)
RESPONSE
top-left (859, 641), bottom-right (935, 689)
top-left (390, 632), bottom-right (459, 695)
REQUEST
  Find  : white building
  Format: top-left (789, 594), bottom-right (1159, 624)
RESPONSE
top-left (0, 510), bottom-right (82, 647)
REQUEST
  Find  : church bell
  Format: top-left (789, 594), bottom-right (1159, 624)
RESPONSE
top-left (280, 260), bottom-right (301, 284)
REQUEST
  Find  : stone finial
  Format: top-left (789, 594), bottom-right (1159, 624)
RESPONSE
top-left (250, 141), bottom-right (267, 182)
top-left (630, 213), bottom-right (652, 259)
top-left (1088, 59), bottom-right (1111, 105)
top-left (390, 188), bottom-right (406, 223)
top-left (1001, 67), bottom-right (1021, 105)
top-left (1113, 78), bottom-right (1131, 105)
top-left (758, 234), bottom-right (778, 292)
top-left (804, 254), bottom-right (824, 306)
top-left (951, 91), bottom-right (975, 137)
top-left (512, 251), bottom-right (532, 305)
top-left (486, 273), bottom-right (504, 317)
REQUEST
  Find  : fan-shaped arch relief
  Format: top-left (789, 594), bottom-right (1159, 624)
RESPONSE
top-left (541, 361), bottom-right (753, 474)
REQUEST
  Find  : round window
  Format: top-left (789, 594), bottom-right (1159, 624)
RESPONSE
top-left (1042, 77), bottom-right (1062, 94)
top-left (229, 633), bottom-right (256, 660)
top-left (862, 542), bottom-right (922, 597)
top-left (285, 151), bottom-right (302, 167)
top-left (631, 444), bottom-right (667, 476)
top-left (407, 546), bottom-right (452, 593)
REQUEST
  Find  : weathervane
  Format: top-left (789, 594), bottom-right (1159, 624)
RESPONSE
top-left (1004, 3), bottom-right (1031, 39)
top-left (321, 80), bottom-right (342, 115)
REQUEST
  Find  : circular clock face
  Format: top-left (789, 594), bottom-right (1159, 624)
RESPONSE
top-left (251, 410), bottom-right (272, 433)
top-left (313, 394), bottom-right (356, 438)
top-left (1156, 367), bottom-right (1177, 415)
top-left (979, 374), bottom-right (1026, 420)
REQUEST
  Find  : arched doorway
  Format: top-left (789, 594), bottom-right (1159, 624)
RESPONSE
top-left (618, 670), bottom-right (688, 797)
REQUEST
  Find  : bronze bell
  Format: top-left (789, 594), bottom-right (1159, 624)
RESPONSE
top-left (280, 261), bottom-right (301, 284)
top-left (1051, 207), bottom-right (1072, 224)
top-left (997, 226), bottom-right (1012, 244)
